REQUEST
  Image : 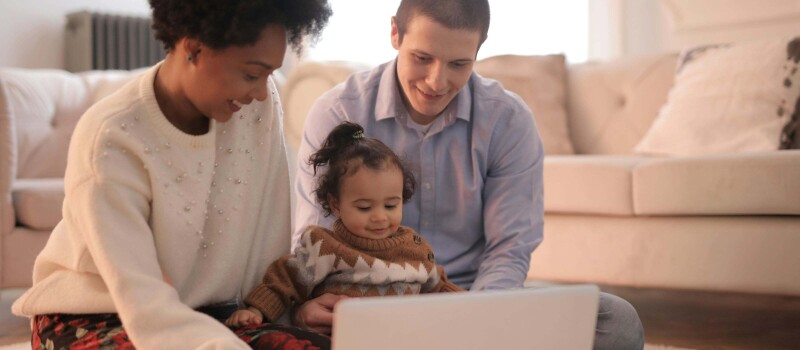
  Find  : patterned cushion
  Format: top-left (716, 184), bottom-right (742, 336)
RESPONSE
top-left (634, 36), bottom-right (800, 156)
top-left (784, 38), bottom-right (800, 149)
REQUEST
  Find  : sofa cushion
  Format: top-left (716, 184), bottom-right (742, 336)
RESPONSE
top-left (544, 156), bottom-right (649, 215)
top-left (11, 178), bottom-right (64, 230)
top-left (0, 68), bottom-right (142, 179)
top-left (531, 214), bottom-right (800, 295)
top-left (474, 54), bottom-right (574, 155)
top-left (3, 226), bottom-right (52, 287)
top-left (566, 54), bottom-right (677, 154)
top-left (634, 36), bottom-right (800, 156)
top-left (280, 61), bottom-right (370, 153)
top-left (633, 150), bottom-right (800, 215)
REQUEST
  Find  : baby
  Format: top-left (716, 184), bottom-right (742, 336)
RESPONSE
top-left (226, 121), bottom-right (463, 326)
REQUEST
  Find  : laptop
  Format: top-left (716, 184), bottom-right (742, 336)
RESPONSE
top-left (332, 284), bottom-right (599, 350)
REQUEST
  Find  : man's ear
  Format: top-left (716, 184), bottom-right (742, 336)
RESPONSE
top-left (328, 194), bottom-right (341, 217)
top-left (390, 17), bottom-right (400, 50)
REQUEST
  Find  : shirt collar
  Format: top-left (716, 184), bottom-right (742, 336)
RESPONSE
top-left (374, 58), bottom-right (473, 125)
top-left (375, 59), bottom-right (404, 122)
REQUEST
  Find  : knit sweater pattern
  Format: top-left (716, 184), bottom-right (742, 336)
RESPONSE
top-left (244, 220), bottom-right (464, 322)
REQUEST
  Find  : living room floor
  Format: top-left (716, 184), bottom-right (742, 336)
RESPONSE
top-left (2, 286), bottom-right (800, 349)
top-left (601, 285), bottom-right (800, 350)
top-left (0, 289), bottom-right (29, 346)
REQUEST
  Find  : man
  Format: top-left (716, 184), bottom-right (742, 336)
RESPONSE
top-left (292, 0), bottom-right (644, 348)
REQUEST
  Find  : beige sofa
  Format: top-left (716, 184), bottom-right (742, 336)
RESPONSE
top-left (0, 68), bottom-right (142, 288)
top-left (280, 54), bottom-right (800, 296)
top-left (3, 54), bottom-right (799, 296)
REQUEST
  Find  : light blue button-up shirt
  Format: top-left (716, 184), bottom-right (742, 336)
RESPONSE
top-left (293, 59), bottom-right (544, 290)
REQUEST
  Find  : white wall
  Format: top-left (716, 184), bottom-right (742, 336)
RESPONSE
top-left (0, 0), bottom-right (149, 69)
top-left (1, 0), bottom-right (667, 69)
top-left (3, 0), bottom-right (792, 69)
top-left (308, 1), bottom-right (590, 65)
top-left (589, 0), bottom-right (670, 61)
top-left (623, 0), bottom-right (670, 57)
top-left (606, 0), bottom-right (800, 61)
top-left (660, 0), bottom-right (800, 50)
top-left (0, 0), bottom-right (299, 74)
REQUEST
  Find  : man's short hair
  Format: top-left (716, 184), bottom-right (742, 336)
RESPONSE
top-left (394, 0), bottom-right (490, 50)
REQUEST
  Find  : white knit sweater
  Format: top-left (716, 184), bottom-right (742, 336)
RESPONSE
top-left (12, 63), bottom-right (292, 349)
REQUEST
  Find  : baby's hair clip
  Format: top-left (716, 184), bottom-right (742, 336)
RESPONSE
top-left (353, 130), bottom-right (365, 140)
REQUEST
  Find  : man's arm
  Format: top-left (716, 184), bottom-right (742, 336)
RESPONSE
top-left (472, 102), bottom-right (545, 291)
top-left (292, 94), bottom-right (344, 251)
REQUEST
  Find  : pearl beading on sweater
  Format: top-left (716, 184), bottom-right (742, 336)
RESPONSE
top-left (99, 98), bottom-right (278, 258)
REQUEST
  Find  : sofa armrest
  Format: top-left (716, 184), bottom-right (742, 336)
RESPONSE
top-left (633, 150), bottom-right (800, 215)
top-left (0, 72), bottom-right (18, 237)
top-left (0, 68), bottom-right (143, 233)
top-left (280, 60), bottom-right (370, 153)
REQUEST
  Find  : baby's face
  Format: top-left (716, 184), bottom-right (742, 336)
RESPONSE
top-left (332, 165), bottom-right (404, 239)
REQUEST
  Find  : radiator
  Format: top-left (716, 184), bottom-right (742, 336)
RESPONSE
top-left (65, 11), bottom-right (166, 72)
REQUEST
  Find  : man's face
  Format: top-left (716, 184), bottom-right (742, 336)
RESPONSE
top-left (391, 15), bottom-right (481, 124)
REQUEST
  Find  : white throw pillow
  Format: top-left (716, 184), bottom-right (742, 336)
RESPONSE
top-left (634, 36), bottom-right (800, 156)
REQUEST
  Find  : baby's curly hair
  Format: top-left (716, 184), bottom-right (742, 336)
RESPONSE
top-left (149, 0), bottom-right (332, 55)
top-left (310, 122), bottom-right (416, 217)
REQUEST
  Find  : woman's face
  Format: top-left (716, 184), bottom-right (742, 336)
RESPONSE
top-left (186, 23), bottom-right (287, 123)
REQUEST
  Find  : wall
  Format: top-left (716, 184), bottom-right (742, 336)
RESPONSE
top-left (0, 0), bottom-right (303, 73)
top-left (0, 0), bottom-right (673, 69)
top-left (623, 0), bottom-right (670, 57)
top-left (0, 0), bottom-right (149, 69)
top-left (660, 0), bottom-right (800, 50)
top-left (308, 1), bottom-right (590, 65)
top-left (589, 0), bottom-right (670, 61)
top-left (2, 0), bottom-right (794, 69)
top-left (588, 0), bottom-right (800, 61)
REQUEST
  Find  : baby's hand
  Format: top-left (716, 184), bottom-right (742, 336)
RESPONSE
top-left (224, 307), bottom-right (263, 327)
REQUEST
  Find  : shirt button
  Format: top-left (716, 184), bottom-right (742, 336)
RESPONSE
top-left (413, 235), bottom-right (422, 244)
top-left (423, 182), bottom-right (432, 190)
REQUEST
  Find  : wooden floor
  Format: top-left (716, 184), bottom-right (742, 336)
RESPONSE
top-left (601, 285), bottom-right (800, 350)
top-left (0, 289), bottom-right (29, 346)
top-left (3, 286), bottom-right (800, 349)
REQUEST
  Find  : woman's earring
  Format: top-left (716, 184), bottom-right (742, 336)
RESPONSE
top-left (187, 54), bottom-right (193, 62)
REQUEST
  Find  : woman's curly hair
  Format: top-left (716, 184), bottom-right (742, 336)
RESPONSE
top-left (149, 0), bottom-right (332, 54)
top-left (310, 122), bottom-right (416, 217)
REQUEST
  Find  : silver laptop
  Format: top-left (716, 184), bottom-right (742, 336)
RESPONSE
top-left (332, 284), bottom-right (599, 350)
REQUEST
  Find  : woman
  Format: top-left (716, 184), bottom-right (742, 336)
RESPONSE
top-left (12, 0), bottom-right (332, 348)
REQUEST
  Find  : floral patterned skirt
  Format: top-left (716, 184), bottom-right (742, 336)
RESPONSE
top-left (31, 313), bottom-right (330, 350)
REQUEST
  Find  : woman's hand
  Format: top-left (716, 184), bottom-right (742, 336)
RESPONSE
top-left (292, 294), bottom-right (349, 335)
top-left (225, 307), bottom-right (263, 327)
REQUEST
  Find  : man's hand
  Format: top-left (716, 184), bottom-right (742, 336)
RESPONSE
top-left (225, 307), bottom-right (264, 327)
top-left (292, 293), bottom-right (349, 335)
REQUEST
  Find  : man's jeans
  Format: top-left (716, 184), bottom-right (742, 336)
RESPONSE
top-left (594, 292), bottom-right (645, 350)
